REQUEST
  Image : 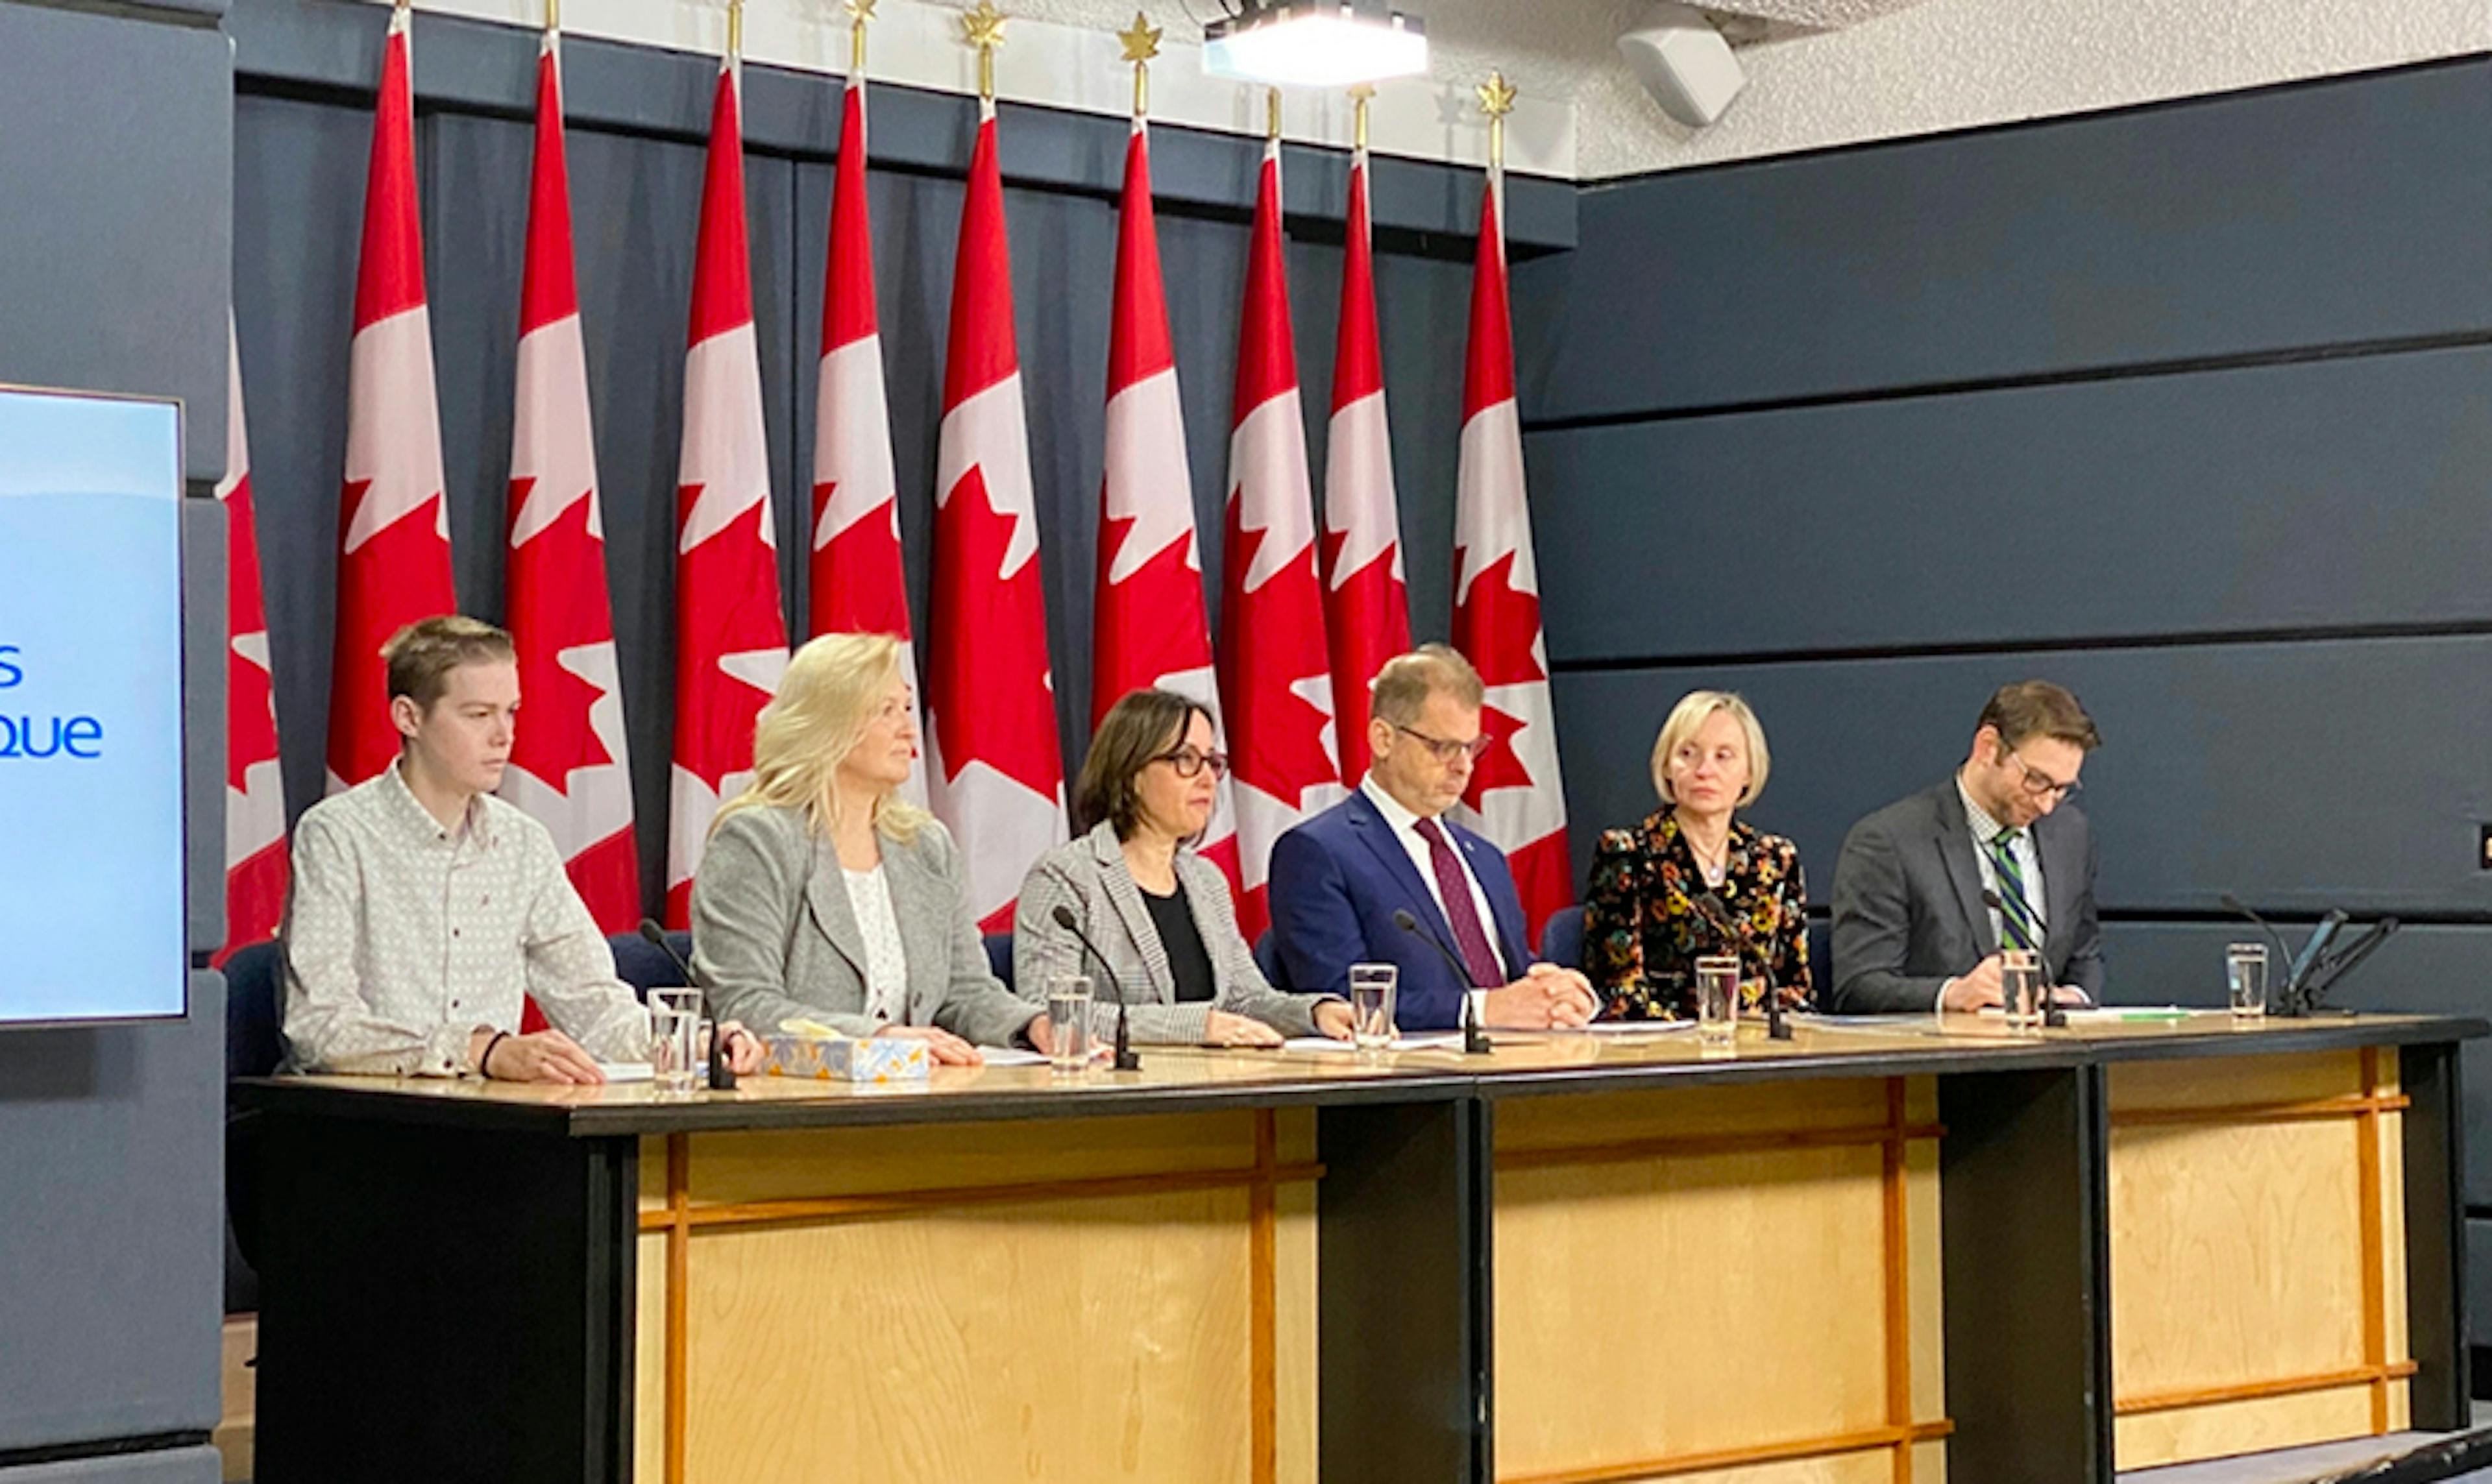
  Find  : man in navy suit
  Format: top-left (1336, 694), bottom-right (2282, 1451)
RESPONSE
top-left (1268, 646), bottom-right (1596, 1031)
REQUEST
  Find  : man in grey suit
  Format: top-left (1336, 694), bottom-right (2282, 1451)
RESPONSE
top-left (1830, 681), bottom-right (2105, 1014)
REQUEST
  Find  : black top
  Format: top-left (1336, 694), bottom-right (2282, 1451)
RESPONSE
top-left (1141, 881), bottom-right (1217, 1004)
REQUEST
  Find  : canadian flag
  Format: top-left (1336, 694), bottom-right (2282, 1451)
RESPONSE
top-left (1092, 115), bottom-right (1236, 883)
top-left (217, 319), bottom-right (289, 964)
top-left (1218, 136), bottom-right (1342, 941)
top-left (1319, 132), bottom-right (1411, 787)
top-left (923, 100), bottom-right (1066, 932)
top-left (504, 29), bottom-right (639, 932)
top-left (327, 5), bottom-right (456, 794)
top-left (1450, 167), bottom-right (1571, 942)
top-left (666, 56), bottom-right (789, 926)
top-left (809, 66), bottom-right (925, 806)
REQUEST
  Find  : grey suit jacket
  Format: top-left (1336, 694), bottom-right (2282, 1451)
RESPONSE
top-left (1012, 821), bottom-right (1331, 1043)
top-left (689, 805), bottom-right (1039, 1048)
top-left (1828, 777), bottom-right (2104, 1014)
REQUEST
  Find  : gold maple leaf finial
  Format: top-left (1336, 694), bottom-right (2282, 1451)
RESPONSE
top-left (842, 0), bottom-right (875, 18)
top-left (1477, 70), bottom-right (1517, 120)
top-left (962, 0), bottom-right (1007, 50)
top-left (1118, 10), bottom-right (1161, 64)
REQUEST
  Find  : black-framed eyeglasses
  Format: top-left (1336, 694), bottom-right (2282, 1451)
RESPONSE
top-left (2005, 748), bottom-right (2082, 801)
top-left (1395, 724), bottom-right (1492, 766)
top-left (1153, 747), bottom-right (1230, 780)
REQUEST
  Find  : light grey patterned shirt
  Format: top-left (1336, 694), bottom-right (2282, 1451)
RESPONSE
top-left (279, 762), bottom-right (650, 1076)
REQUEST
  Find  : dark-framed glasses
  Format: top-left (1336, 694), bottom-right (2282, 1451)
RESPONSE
top-left (1395, 724), bottom-right (1492, 766)
top-left (2005, 748), bottom-right (2082, 800)
top-left (1154, 746), bottom-right (1230, 780)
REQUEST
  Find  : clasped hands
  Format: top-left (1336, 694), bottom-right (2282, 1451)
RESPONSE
top-left (471, 1021), bottom-right (768, 1085)
top-left (1938, 954), bottom-right (2090, 1014)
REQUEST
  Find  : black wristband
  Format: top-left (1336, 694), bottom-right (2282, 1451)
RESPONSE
top-left (478, 1030), bottom-right (510, 1079)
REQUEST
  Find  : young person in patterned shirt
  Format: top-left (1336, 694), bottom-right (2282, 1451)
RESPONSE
top-left (279, 616), bottom-right (761, 1083)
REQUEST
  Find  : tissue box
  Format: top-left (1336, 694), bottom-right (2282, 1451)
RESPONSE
top-left (763, 1034), bottom-right (931, 1084)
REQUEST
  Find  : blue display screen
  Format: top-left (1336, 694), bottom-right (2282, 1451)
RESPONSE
top-left (0, 387), bottom-right (188, 1025)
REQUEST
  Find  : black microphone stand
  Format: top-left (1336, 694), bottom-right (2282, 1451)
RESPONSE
top-left (1051, 904), bottom-right (1141, 1071)
top-left (1692, 892), bottom-right (1791, 1041)
top-left (639, 919), bottom-right (736, 1089)
top-left (1393, 909), bottom-right (1494, 1054)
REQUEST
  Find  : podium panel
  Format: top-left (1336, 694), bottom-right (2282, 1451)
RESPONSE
top-left (1491, 1077), bottom-right (1948, 1483)
top-left (631, 1109), bottom-right (1320, 1484)
top-left (2108, 1049), bottom-right (2412, 1469)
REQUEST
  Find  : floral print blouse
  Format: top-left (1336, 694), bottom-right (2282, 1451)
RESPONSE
top-left (1586, 809), bottom-right (1813, 1021)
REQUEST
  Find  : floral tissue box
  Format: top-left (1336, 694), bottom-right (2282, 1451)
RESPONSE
top-left (764, 1023), bottom-right (932, 1084)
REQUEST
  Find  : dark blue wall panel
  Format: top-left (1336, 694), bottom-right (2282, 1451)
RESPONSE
top-left (1529, 344), bottom-right (2492, 663)
top-left (0, 3), bottom-right (231, 481)
top-left (1517, 58), bottom-right (2492, 423)
top-left (1553, 635), bottom-right (2492, 918)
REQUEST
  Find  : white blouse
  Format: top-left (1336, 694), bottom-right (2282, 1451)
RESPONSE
top-left (843, 863), bottom-right (911, 1026)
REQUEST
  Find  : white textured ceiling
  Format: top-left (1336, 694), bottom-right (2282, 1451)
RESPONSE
top-left (935, 0), bottom-right (2488, 177)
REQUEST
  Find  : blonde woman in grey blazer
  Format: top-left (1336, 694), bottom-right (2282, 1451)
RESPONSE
top-left (1014, 689), bottom-right (1354, 1047)
top-left (690, 634), bottom-right (1050, 1061)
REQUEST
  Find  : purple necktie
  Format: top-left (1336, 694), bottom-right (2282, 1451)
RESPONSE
top-left (1413, 817), bottom-right (1506, 988)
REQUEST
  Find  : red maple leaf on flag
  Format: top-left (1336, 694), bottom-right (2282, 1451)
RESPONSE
top-left (506, 490), bottom-right (615, 788)
top-left (674, 496), bottom-right (785, 794)
top-left (1452, 549), bottom-right (1548, 689)
top-left (1463, 698), bottom-right (1539, 809)
top-left (811, 480), bottom-right (914, 637)
top-left (1093, 513), bottom-right (1211, 718)
top-left (328, 489), bottom-right (453, 785)
top-left (1221, 509), bottom-right (1335, 805)
top-left (929, 467), bottom-right (1060, 799)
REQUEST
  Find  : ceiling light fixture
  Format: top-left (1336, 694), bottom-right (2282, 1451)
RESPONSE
top-left (1202, 1), bottom-right (1428, 90)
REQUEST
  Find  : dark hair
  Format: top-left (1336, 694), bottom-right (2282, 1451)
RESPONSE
top-left (1075, 688), bottom-right (1214, 840)
top-left (382, 615), bottom-right (515, 712)
top-left (1977, 680), bottom-right (2101, 752)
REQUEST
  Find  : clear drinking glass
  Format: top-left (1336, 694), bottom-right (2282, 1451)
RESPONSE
top-left (2001, 948), bottom-right (2042, 1034)
top-left (1695, 955), bottom-right (1739, 1056)
top-left (1045, 975), bottom-right (1093, 1074)
top-left (2227, 942), bottom-right (2269, 1022)
top-left (1349, 963), bottom-right (1399, 1051)
top-left (648, 988), bottom-right (702, 1095)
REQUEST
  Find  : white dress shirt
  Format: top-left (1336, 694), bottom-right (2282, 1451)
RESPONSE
top-left (1360, 775), bottom-right (1513, 1007)
top-left (279, 762), bottom-right (651, 1076)
top-left (1957, 777), bottom-right (2046, 951)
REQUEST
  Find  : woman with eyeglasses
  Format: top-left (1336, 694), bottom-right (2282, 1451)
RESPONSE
top-left (1586, 690), bottom-right (1813, 1021)
top-left (1014, 688), bottom-right (1356, 1046)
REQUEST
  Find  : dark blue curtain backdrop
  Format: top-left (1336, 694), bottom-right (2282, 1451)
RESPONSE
top-left (1511, 56), bottom-right (2492, 1328)
top-left (229, 0), bottom-right (1568, 918)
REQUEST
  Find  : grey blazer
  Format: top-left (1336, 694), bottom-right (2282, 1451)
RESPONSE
top-left (689, 805), bottom-right (1039, 1048)
top-left (1012, 821), bottom-right (1331, 1043)
top-left (1828, 777), bottom-right (2104, 1014)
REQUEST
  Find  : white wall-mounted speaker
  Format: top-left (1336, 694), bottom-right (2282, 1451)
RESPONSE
top-left (1617, 2), bottom-right (1746, 130)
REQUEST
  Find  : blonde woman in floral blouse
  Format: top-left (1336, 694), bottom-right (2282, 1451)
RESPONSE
top-left (1587, 690), bottom-right (1813, 1020)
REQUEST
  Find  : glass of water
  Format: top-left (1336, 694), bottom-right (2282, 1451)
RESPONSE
top-left (2001, 948), bottom-right (2042, 1034)
top-left (2227, 942), bottom-right (2268, 1022)
top-left (1695, 955), bottom-right (1739, 1056)
top-left (1349, 963), bottom-right (1398, 1051)
top-left (649, 988), bottom-right (702, 1095)
top-left (1046, 975), bottom-right (1093, 1074)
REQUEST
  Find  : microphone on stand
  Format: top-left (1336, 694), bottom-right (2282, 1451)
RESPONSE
top-left (1979, 891), bottom-right (2064, 1028)
top-left (639, 918), bottom-right (736, 1089)
top-left (1051, 903), bottom-right (1140, 1071)
top-left (1393, 908), bottom-right (1493, 1054)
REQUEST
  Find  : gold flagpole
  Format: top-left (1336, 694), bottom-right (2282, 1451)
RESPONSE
top-left (962, 1), bottom-right (1006, 104)
top-left (845, 0), bottom-right (873, 75)
top-left (1349, 82), bottom-right (1373, 154)
top-left (726, 0), bottom-right (744, 64)
top-left (1478, 70), bottom-right (1516, 226)
top-left (1119, 12), bottom-right (1161, 119)
top-left (1266, 85), bottom-right (1281, 141)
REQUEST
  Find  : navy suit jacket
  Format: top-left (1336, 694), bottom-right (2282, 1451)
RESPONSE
top-left (1267, 790), bottom-right (1532, 1031)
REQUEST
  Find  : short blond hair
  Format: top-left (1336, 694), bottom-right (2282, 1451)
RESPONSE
top-left (382, 616), bottom-right (513, 712)
top-left (1650, 690), bottom-right (1770, 808)
top-left (1369, 644), bottom-right (1485, 727)
top-left (715, 632), bottom-right (929, 843)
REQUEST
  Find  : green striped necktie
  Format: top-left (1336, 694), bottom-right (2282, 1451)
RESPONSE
top-left (1985, 827), bottom-right (2042, 953)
